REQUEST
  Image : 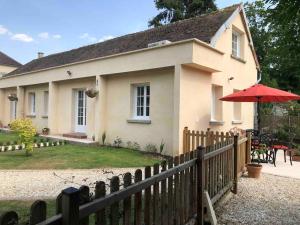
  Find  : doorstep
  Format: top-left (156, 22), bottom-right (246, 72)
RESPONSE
top-left (40, 134), bottom-right (98, 146)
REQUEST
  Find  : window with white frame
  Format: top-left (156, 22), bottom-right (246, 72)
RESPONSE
top-left (134, 84), bottom-right (150, 119)
top-left (211, 85), bottom-right (223, 121)
top-left (28, 93), bottom-right (36, 115)
top-left (233, 89), bottom-right (242, 121)
top-left (232, 31), bottom-right (241, 58)
top-left (44, 91), bottom-right (49, 116)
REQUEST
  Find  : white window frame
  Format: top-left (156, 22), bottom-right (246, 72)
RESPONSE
top-left (29, 93), bottom-right (36, 115)
top-left (43, 91), bottom-right (49, 116)
top-left (232, 31), bottom-right (241, 58)
top-left (211, 86), bottom-right (216, 121)
top-left (133, 84), bottom-right (150, 120)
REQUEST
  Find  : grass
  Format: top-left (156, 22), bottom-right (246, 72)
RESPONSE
top-left (0, 132), bottom-right (19, 144)
top-left (0, 200), bottom-right (56, 224)
top-left (0, 145), bottom-right (161, 169)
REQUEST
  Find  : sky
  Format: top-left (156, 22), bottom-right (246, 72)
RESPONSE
top-left (0, 0), bottom-right (248, 64)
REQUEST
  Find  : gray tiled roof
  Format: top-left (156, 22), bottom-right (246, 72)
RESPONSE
top-left (7, 4), bottom-right (238, 76)
top-left (0, 51), bottom-right (22, 68)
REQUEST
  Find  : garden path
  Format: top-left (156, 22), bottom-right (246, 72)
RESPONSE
top-left (0, 168), bottom-right (138, 200)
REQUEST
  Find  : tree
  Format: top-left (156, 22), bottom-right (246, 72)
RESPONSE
top-left (245, 0), bottom-right (300, 94)
top-left (149, 0), bottom-right (217, 27)
top-left (265, 0), bottom-right (300, 93)
top-left (244, 1), bottom-right (278, 88)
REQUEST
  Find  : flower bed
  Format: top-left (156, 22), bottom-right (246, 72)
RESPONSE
top-left (0, 139), bottom-right (68, 152)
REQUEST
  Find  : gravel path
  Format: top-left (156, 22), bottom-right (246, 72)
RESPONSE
top-left (0, 169), bottom-right (139, 200)
top-left (215, 174), bottom-right (300, 225)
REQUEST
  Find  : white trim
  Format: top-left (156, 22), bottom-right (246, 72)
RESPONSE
top-left (75, 90), bottom-right (87, 133)
top-left (210, 6), bottom-right (241, 47)
top-left (28, 92), bottom-right (36, 115)
top-left (133, 84), bottom-right (150, 120)
top-left (210, 4), bottom-right (260, 70)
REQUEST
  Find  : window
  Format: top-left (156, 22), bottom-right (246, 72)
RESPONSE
top-left (28, 93), bottom-right (36, 115)
top-left (10, 101), bottom-right (17, 120)
top-left (233, 89), bottom-right (242, 122)
top-left (211, 85), bottom-right (223, 121)
top-left (134, 85), bottom-right (150, 119)
top-left (44, 91), bottom-right (49, 116)
top-left (232, 31), bottom-right (241, 58)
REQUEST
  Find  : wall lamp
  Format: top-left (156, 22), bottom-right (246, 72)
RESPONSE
top-left (67, 70), bottom-right (72, 76)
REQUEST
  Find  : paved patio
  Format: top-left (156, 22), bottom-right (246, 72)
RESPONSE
top-left (262, 150), bottom-right (300, 179)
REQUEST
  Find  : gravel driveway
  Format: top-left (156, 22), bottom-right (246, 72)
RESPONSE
top-left (215, 174), bottom-right (300, 225)
top-left (0, 168), bottom-right (138, 200)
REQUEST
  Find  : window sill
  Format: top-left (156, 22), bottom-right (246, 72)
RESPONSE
top-left (232, 120), bottom-right (243, 125)
top-left (231, 55), bottom-right (246, 64)
top-left (127, 119), bottom-right (151, 124)
top-left (209, 120), bottom-right (224, 126)
top-left (42, 115), bottom-right (48, 119)
top-left (26, 115), bottom-right (36, 118)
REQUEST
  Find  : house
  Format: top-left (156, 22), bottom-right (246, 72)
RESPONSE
top-left (0, 51), bottom-right (22, 126)
top-left (0, 4), bottom-right (259, 156)
top-left (0, 51), bottom-right (21, 77)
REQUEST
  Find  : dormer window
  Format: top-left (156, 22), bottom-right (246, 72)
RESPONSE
top-left (232, 31), bottom-right (241, 58)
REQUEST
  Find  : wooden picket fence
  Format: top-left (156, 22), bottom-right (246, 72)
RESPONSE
top-left (0, 134), bottom-right (250, 225)
top-left (183, 127), bottom-right (251, 176)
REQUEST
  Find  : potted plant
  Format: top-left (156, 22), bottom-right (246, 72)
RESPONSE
top-left (8, 94), bottom-right (18, 101)
top-left (42, 127), bottom-right (50, 135)
top-left (85, 88), bottom-right (99, 98)
top-left (247, 143), bottom-right (264, 178)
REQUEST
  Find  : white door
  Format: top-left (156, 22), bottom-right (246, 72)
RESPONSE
top-left (75, 90), bottom-right (87, 133)
top-left (10, 101), bottom-right (17, 120)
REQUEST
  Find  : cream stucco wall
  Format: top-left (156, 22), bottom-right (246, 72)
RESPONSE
top-left (0, 65), bottom-right (17, 76)
top-left (0, 88), bottom-right (17, 125)
top-left (23, 84), bottom-right (49, 131)
top-left (104, 68), bottom-right (174, 155)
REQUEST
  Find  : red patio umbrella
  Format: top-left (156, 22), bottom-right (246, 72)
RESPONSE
top-left (220, 84), bottom-right (300, 131)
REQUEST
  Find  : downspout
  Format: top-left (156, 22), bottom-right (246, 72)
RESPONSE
top-left (256, 70), bottom-right (262, 84)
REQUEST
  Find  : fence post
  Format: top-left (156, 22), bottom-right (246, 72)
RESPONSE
top-left (62, 187), bottom-right (80, 225)
top-left (196, 146), bottom-right (205, 225)
top-left (232, 135), bottom-right (239, 194)
top-left (183, 127), bottom-right (188, 153)
top-left (246, 131), bottom-right (252, 164)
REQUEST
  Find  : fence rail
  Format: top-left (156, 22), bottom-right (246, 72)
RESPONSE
top-left (0, 131), bottom-right (251, 225)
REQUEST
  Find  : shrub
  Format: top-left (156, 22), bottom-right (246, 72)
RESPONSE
top-left (145, 144), bottom-right (157, 153)
top-left (102, 132), bottom-right (106, 145)
top-left (113, 137), bottom-right (122, 148)
top-left (133, 142), bottom-right (140, 151)
top-left (10, 119), bottom-right (37, 156)
top-left (159, 140), bottom-right (165, 154)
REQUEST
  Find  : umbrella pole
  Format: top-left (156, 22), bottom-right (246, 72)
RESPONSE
top-left (257, 101), bottom-right (260, 134)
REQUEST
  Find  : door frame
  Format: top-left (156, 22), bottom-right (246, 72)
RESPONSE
top-left (74, 89), bottom-right (87, 133)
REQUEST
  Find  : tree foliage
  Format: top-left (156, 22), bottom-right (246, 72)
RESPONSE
top-left (149, 0), bottom-right (217, 27)
top-left (245, 0), bottom-right (300, 93)
top-left (10, 119), bottom-right (37, 156)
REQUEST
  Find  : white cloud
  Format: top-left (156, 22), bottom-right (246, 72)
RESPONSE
top-left (53, 34), bottom-right (61, 39)
top-left (38, 32), bottom-right (49, 39)
top-left (0, 25), bottom-right (8, 35)
top-left (98, 35), bottom-right (114, 42)
top-left (11, 33), bottom-right (34, 42)
top-left (79, 33), bottom-right (97, 42)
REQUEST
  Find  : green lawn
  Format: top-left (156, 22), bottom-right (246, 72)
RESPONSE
top-left (0, 132), bottom-right (19, 144)
top-left (0, 200), bottom-right (56, 224)
top-left (0, 144), bottom-right (161, 169)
